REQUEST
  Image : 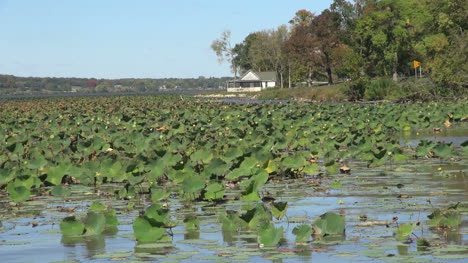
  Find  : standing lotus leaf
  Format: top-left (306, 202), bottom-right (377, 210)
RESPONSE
top-left (396, 223), bottom-right (415, 241)
top-left (312, 212), bottom-right (345, 237)
top-left (60, 216), bottom-right (85, 236)
top-left (292, 224), bottom-right (313, 243)
top-left (258, 223), bottom-right (283, 247)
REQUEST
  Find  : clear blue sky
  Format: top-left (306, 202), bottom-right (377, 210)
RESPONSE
top-left (0, 0), bottom-right (332, 79)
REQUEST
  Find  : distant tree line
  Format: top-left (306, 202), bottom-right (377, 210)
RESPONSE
top-left (0, 74), bottom-right (230, 95)
top-left (212, 0), bottom-right (467, 90)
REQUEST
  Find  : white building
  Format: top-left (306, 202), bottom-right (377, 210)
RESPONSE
top-left (226, 70), bottom-right (277, 92)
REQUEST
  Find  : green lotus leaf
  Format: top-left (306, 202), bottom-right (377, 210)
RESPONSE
top-left (292, 224), bottom-right (313, 243)
top-left (183, 215), bottom-right (199, 230)
top-left (396, 223), bottom-right (415, 241)
top-left (204, 158), bottom-right (230, 176)
top-left (27, 157), bottom-right (48, 170)
top-left (182, 176), bottom-right (206, 194)
top-left (0, 169), bottom-right (15, 186)
top-left (144, 204), bottom-right (171, 227)
top-left (271, 201), bottom-right (288, 220)
top-left (203, 182), bottom-right (225, 201)
top-left (51, 185), bottom-right (71, 197)
top-left (133, 216), bottom-right (165, 243)
top-left (219, 211), bottom-right (246, 232)
top-left (60, 216), bottom-right (85, 236)
top-left (241, 170), bottom-right (268, 202)
top-left (222, 147), bottom-right (243, 162)
top-left (415, 140), bottom-right (435, 157)
top-left (428, 208), bottom-right (461, 229)
top-left (83, 212), bottom-right (106, 235)
top-left (146, 160), bottom-right (166, 182)
top-left (151, 188), bottom-right (170, 202)
top-left (263, 160), bottom-right (279, 174)
top-left (312, 212), bottom-right (345, 237)
top-left (432, 143), bottom-right (453, 159)
top-left (303, 163), bottom-right (319, 175)
top-left (258, 223), bottom-right (283, 247)
top-left (104, 210), bottom-right (119, 229)
top-left (282, 154), bottom-right (306, 169)
top-left (239, 157), bottom-right (260, 170)
top-left (226, 166), bottom-right (251, 180)
top-left (393, 153), bottom-right (409, 163)
top-left (190, 148), bottom-right (213, 164)
top-left (104, 161), bottom-right (127, 182)
top-left (7, 183), bottom-right (30, 203)
top-left (45, 164), bottom-right (70, 185)
top-left (89, 202), bottom-right (107, 213)
top-left (240, 204), bottom-right (272, 230)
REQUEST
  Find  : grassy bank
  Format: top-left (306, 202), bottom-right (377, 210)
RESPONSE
top-left (252, 83), bottom-right (346, 101)
top-left (201, 77), bottom-right (467, 102)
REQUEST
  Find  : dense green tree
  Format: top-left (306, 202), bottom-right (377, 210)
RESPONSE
top-left (248, 26), bottom-right (289, 88)
top-left (209, 0), bottom-right (465, 91)
top-left (232, 33), bottom-right (257, 74)
top-left (417, 0), bottom-right (467, 88)
top-left (354, 0), bottom-right (430, 80)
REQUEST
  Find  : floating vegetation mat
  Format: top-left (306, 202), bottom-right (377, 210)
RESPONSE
top-left (0, 96), bottom-right (467, 262)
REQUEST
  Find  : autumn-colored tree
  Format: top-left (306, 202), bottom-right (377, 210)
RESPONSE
top-left (308, 10), bottom-right (343, 84)
top-left (87, 80), bottom-right (97, 88)
top-left (283, 25), bottom-right (320, 86)
top-left (289, 9), bottom-right (314, 27)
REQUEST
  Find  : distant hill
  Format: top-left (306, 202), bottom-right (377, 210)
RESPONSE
top-left (0, 74), bottom-right (230, 95)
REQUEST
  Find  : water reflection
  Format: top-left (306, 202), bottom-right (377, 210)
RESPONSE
top-left (60, 228), bottom-right (118, 258)
top-left (397, 244), bottom-right (409, 256)
top-left (295, 244), bottom-right (313, 261)
top-left (184, 229), bottom-right (200, 240)
top-left (446, 230), bottom-right (463, 244)
top-left (222, 229), bottom-right (236, 245)
top-left (61, 235), bottom-right (106, 258)
top-left (399, 127), bottom-right (468, 146)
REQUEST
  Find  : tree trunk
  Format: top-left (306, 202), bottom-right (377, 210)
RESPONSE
top-left (280, 72), bottom-right (284, 89)
top-left (288, 65), bottom-right (291, 88)
top-left (325, 54), bottom-right (333, 85)
top-left (326, 66), bottom-right (333, 85)
top-left (307, 68), bottom-right (313, 87)
top-left (392, 51), bottom-right (398, 82)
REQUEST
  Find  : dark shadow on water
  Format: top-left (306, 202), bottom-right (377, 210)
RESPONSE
top-left (184, 229), bottom-right (200, 240)
top-left (61, 235), bottom-right (106, 258)
top-left (134, 242), bottom-right (175, 256)
top-left (60, 229), bottom-right (118, 258)
top-left (295, 244), bottom-right (313, 260)
top-left (222, 230), bottom-right (236, 245)
top-left (397, 245), bottom-right (409, 256)
top-left (447, 230), bottom-right (463, 244)
top-left (313, 234), bottom-right (346, 244)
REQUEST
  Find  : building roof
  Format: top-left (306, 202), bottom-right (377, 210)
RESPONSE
top-left (238, 70), bottom-right (277, 81)
top-left (255, 71), bottom-right (276, 81)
